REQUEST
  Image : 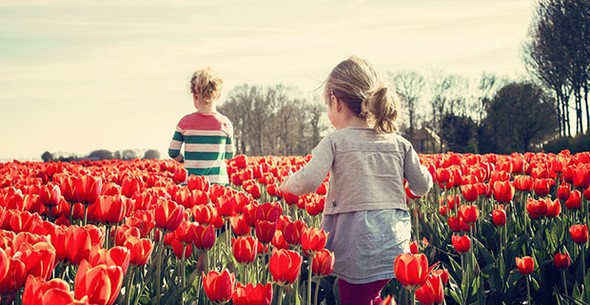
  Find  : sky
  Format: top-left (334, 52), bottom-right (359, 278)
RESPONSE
top-left (0, 0), bottom-right (536, 161)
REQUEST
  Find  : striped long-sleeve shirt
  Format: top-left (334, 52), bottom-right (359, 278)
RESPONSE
top-left (168, 111), bottom-right (235, 185)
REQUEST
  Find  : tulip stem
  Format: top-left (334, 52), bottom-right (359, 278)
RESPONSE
top-left (314, 277), bottom-right (321, 305)
top-left (125, 266), bottom-right (136, 305)
top-left (105, 225), bottom-right (111, 249)
top-left (526, 274), bottom-right (531, 305)
top-left (155, 230), bottom-right (163, 305)
top-left (181, 245), bottom-right (187, 305)
top-left (277, 286), bottom-right (284, 305)
top-left (581, 245), bottom-right (586, 294)
top-left (307, 255), bottom-right (314, 305)
top-left (69, 202), bottom-right (75, 225)
top-left (83, 203), bottom-right (89, 226)
top-left (561, 269), bottom-right (568, 299)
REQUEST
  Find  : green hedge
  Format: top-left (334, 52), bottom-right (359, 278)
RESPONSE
top-left (544, 133), bottom-right (590, 153)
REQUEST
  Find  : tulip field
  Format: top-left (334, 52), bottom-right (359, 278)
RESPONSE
top-left (0, 151), bottom-right (589, 305)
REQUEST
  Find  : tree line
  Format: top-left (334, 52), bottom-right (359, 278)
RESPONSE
top-left (41, 149), bottom-right (161, 162)
top-left (215, 0), bottom-right (589, 156)
top-left (525, 0), bottom-right (590, 137)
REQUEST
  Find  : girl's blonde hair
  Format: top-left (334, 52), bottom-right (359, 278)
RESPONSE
top-left (190, 67), bottom-right (223, 102)
top-left (324, 56), bottom-right (401, 134)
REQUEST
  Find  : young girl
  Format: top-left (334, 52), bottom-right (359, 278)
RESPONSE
top-left (168, 67), bottom-right (235, 185)
top-left (280, 56), bottom-right (433, 305)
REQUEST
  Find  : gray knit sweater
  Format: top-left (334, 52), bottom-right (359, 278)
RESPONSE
top-left (282, 127), bottom-right (432, 214)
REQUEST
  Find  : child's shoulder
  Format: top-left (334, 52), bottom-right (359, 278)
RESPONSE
top-left (329, 128), bottom-right (413, 149)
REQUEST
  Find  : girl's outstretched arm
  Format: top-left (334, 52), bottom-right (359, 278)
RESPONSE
top-left (404, 146), bottom-right (433, 196)
top-left (280, 136), bottom-right (334, 196)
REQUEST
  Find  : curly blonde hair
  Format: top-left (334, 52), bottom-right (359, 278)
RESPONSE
top-left (190, 67), bottom-right (223, 101)
top-left (324, 56), bottom-right (401, 134)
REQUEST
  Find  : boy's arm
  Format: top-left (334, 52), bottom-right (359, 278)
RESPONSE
top-left (168, 126), bottom-right (184, 162)
top-left (224, 120), bottom-right (235, 160)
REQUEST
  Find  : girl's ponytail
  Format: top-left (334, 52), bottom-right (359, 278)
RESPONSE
top-left (365, 85), bottom-right (400, 134)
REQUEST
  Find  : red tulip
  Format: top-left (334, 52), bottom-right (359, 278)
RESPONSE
top-left (19, 241), bottom-right (57, 280)
top-left (23, 276), bottom-right (77, 305)
top-left (393, 253), bottom-right (429, 290)
top-left (232, 235), bottom-right (258, 264)
top-left (312, 249), bottom-right (335, 277)
top-left (432, 268), bottom-right (450, 285)
top-left (545, 198), bottom-right (561, 218)
top-left (91, 195), bottom-right (128, 224)
top-left (170, 238), bottom-right (193, 259)
top-left (451, 234), bottom-right (471, 254)
top-left (282, 220), bottom-right (307, 245)
top-left (526, 198), bottom-right (547, 220)
top-left (88, 246), bottom-right (130, 275)
top-left (255, 220), bottom-right (277, 244)
top-left (301, 227), bottom-right (328, 254)
top-left (492, 205), bottom-right (506, 226)
top-left (564, 190), bottom-right (582, 210)
top-left (216, 195), bottom-right (238, 218)
top-left (569, 224), bottom-right (589, 245)
top-left (461, 184), bottom-right (479, 202)
top-left (193, 224), bottom-right (216, 250)
top-left (74, 260), bottom-right (124, 305)
top-left (266, 183), bottom-right (283, 198)
top-left (459, 204), bottom-right (479, 224)
top-left (447, 215), bottom-right (470, 232)
top-left (271, 230), bottom-right (290, 250)
top-left (557, 183), bottom-right (571, 202)
top-left (154, 199), bottom-right (185, 232)
top-left (572, 164), bottom-right (590, 189)
top-left (187, 175), bottom-right (210, 192)
top-left (192, 204), bottom-right (217, 225)
top-left (74, 175), bottom-right (103, 205)
top-left (230, 215), bottom-right (251, 236)
top-left (39, 184), bottom-right (61, 208)
top-left (173, 167), bottom-right (187, 184)
top-left (65, 226), bottom-right (94, 265)
top-left (232, 282), bottom-right (273, 305)
top-left (254, 202), bottom-right (281, 223)
top-left (0, 248), bottom-right (8, 281)
top-left (283, 193), bottom-right (299, 205)
top-left (305, 196), bottom-right (325, 216)
top-left (553, 252), bottom-right (571, 270)
top-left (0, 255), bottom-right (26, 295)
top-left (202, 269), bottom-right (235, 304)
top-left (515, 256), bottom-right (534, 275)
top-left (415, 272), bottom-right (444, 305)
top-left (244, 182), bottom-right (261, 199)
top-left (492, 180), bottom-right (515, 203)
top-left (123, 237), bottom-right (154, 266)
top-left (513, 175), bottom-right (534, 192)
top-left (533, 178), bottom-right (554, 197)
top-left (409, 240), bottom-right (419, 254)
top-left (438, 205), bottom-right (447, 216)
top-left (120, 176), bottom-right (141, 198)
top-left (269, 249), bottom-right (303, 286)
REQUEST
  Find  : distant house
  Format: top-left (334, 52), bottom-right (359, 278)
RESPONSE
top-left (408, 127), bottom-right (446, 154)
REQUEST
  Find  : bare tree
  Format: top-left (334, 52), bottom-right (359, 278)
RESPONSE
top-left (218, 84), bottom-right (327, 156)
top-left (480, 82), bottom-right (558, 153)
top-left (390, 71), bottom-right (426, 138)
top-left (525, 0), bottom-right (590, 135)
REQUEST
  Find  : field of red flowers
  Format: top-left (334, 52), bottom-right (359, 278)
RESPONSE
top-left (0, 150), bottom-right (589, 305)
